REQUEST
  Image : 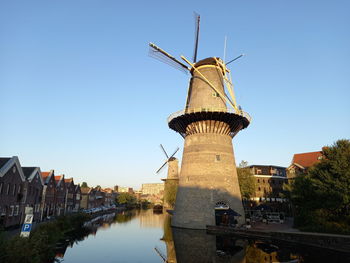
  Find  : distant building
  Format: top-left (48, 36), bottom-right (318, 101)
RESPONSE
top-left (74, 184), bottom-right (81, 211)
top-left (248, 165), bottom-right (288, 202)
top-left (102, 188), bottom-right (117, 206)
top-left (41, 170), bottom-right (57, 219)
top-left (55, 175), bottom-right (66, 216)
top-left (118, 186), bottom-right (134, 194)
top-left (64, 178), bottom-right (75, 213)
top-left (80, 187), bottom-right (91, 209)
top-left (141, 183), bottom-right (164, 195)
top-left (287, 151), bottom-right (323, 178)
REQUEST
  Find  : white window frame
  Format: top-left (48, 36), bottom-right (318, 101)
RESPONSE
top-left (14, 205), bottom-right (19, 216)
top-left (9, 205), bottom-right (14, 216)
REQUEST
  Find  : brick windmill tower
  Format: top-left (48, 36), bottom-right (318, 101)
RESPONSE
top-left (149, 14), bottom-right (251, 229)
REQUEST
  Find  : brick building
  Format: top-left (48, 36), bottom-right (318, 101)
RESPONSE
top-left (0, 157), bottom-right (26, 228)
top-left (248, 165), bottom-right (288, 202)
top-left (74, 184), bottom-right (81, 211)
top-left (22, 167), bottom-right (44, 223)
top-left (41, 170), bottom-right (57, 219)
top-left (55, 175), bottom-right (66, 216)
top-left (287, 151), bottom-right (323, 178)
top-left (64, 178), bottom-right (75, 213)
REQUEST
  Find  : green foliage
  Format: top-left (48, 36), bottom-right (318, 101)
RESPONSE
top-left (1, 213), bottom-right (91, 263)
top-left (164, 180), bottom-right (178, 208)
top-left (81, 182), bottom-right (88, 188)
top-left (116, 193), bottom-right (137, 208)
top-left (288, 139), bottom-right (350, 234)
top-left (139, 200), bottom-right (151, 209)
top-left (237, 166), bottom-right (256, 200)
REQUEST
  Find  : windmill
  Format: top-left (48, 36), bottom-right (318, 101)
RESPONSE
top-left (156, 144), bottom-right (179, 175)
top-left (149, 14), bottom-right (251, 229)
top-left (156, 144), bottom-right (179, 209)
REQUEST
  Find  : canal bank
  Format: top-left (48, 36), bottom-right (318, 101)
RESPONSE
top-left (207, 225), bottom-right (350, 253)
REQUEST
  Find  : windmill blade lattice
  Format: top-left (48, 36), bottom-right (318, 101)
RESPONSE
top-left (149, 43), bottom-right (189, 74)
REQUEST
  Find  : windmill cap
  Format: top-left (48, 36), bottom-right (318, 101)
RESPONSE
top-left (191, 57), bottom-right (225, 74)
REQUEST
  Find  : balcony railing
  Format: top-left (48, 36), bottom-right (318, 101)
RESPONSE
top-left (167, 107), bottom-right (251, 124)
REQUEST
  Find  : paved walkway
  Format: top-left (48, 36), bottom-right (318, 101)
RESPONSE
top-left (250, 217), bottom-right (299, 232)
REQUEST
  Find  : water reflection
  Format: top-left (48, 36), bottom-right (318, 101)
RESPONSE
top-left (55, 210), bottom-right (350, 263)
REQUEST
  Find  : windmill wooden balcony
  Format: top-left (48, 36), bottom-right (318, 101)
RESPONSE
top-left (167, 107), bottom-right (251, 138)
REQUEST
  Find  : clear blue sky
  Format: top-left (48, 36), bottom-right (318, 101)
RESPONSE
top-left (1, 0), bottom-right (349, 189)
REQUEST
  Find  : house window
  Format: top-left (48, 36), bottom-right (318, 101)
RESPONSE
top-left (263, 179), bottom-right (265, 183)
top-left (257, 179), bottom-right (260, 183)
top-left (6, 184), bottom-right (10, 195)
top-left (14, 205), bottom-right (19, 216)
top-left (18, 185), bottom-right (21, 194)
top-left (258, 187), bottom-right (261, 191)
top-left (9, 206), bottom-right (14, 216)
top-left (13, 185), bottom-right (16, 195)
top-left (0, 182), bottom-right (3, 194)
top-left (257, 169), bottom-right (262, 175)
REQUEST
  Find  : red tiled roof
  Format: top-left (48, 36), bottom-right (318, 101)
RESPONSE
top-left (41, 172), bottom-right (50, 177)
top-left (64, 178), bottom-right (73, 183)
top-left (292, 151), bottom-right (323, 168)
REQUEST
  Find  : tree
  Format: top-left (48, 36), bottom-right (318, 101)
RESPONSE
top-left (237, 161), bottom-right (256, 200)
top-left (116, 193), bottom-right (137, 208)
top-left (164, 181), bottom-right (178, 208)
top-left (288, 139), bottom-right (350, 234)
top-left (81, 182), bottom-right (88, 188)
top-left (238, 160), bottom-right (249, 168)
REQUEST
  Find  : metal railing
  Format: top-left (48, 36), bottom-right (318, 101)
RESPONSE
top-left (167, 107), bottom-right (251, 123)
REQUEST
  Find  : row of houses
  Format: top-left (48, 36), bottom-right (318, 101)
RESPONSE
top-left (0, 156), bottom-right (118, 229)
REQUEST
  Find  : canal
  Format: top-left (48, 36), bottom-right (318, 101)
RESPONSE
top-left (56, 209), bottom-right (349, 263)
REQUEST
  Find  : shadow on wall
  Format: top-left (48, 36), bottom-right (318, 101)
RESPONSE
top-left (172, 185), bottom-right (246, 229)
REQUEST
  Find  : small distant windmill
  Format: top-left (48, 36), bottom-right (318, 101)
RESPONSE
top-left (157, 144), bottom-right (180, 209)
top-left (156, 144), bottom-right (179, 175)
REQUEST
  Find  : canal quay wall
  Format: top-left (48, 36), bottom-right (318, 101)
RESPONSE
top-left (207, 225), bottom-right (350, 253)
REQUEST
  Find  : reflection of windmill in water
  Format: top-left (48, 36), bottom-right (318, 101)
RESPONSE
top-left (156, 144), bottom-right (179, 209)
top-left (149, 13), bottom-right (251, 229)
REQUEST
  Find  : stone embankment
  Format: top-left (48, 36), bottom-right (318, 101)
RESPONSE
top-left (207, 225), bottom-right (350, 253)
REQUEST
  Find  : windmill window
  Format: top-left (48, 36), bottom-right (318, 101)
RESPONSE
top-left (212, 92), bottom-right (220, 97)
top-left (215, 155), bottom-right (221, 161)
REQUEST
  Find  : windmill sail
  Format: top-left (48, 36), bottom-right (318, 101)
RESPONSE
top-left (193, 12), bottom-right (200, 63)
top-left (149, 43), bottom-right (189, 74)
